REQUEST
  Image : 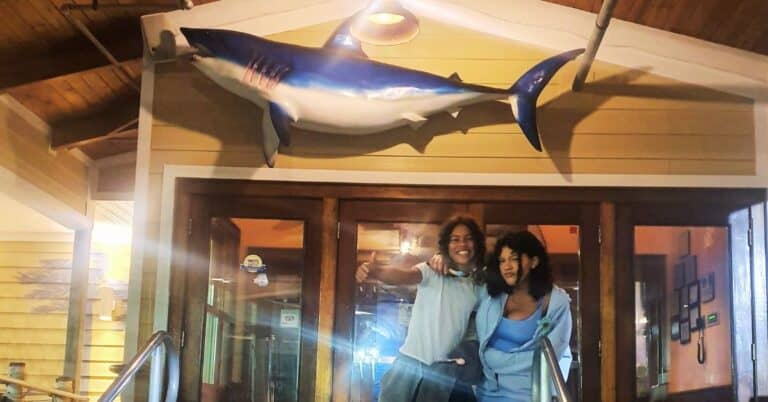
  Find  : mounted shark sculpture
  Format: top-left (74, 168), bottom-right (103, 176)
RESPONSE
top-left (180, 20), bottom-right (584, 167)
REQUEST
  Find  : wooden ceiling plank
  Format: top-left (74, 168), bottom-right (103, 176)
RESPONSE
top-left (0, 2), bottom-right (43, 53)
top-left (663, 0), bottom-right (692, 32)
top-left (48, 77), bottom-right (91, 114)
top-left (14, 0), bottom-right (59, 39)
top-left (641, 0), bottom-right (678, 31)
top-left (96, 63), bottom-right (140, 96)
top-left (611, 0), bottom-right (635, 18)
top-left (29, 0), bottom-right (74, 36)
top-left (37, 82), bottom-right (78, 119)
top-left (79, 70), bottom-right (114, 101)
top-left (674, 0), bottom-right (712, 39)
top-left (65, 75), bottom-right (104, 107)
top-left (730, 0), bottom-right (766, 51)
top-left (696, 1), bottom-right (734, 42)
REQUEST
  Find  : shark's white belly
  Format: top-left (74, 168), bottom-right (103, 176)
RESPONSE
top-left (272, 85), bottom-right (495, 135)
top-left (192, 56), bottom-right (502, 135)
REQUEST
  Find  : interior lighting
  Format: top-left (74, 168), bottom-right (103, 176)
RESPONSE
top-left (350, 0), bottom-right (419, 45)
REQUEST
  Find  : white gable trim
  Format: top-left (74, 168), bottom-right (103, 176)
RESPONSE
top-left (142, 0), bottom-right (767, 99)
top-left (409, 0), bottom-right (768, 100)
top-left (142, 0), bottom-right (362, 55)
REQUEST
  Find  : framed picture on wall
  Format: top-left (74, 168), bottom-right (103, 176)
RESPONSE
top-left (671, 315), bottom-right (680, 340)
top-left (679, 288), bottom-right (689, 318)
top-left (700, 272), bottom-right (715, 303)
top-left (680, 320), bottom-right (691, 344)
top-left (671, 289), bottom-right (680, 316)
top-left (674, 262), bottom-right (685, 289)
top-left (683, 255), bottom-right (697, 284)
top-left (689, 304), bottom-right (701, 331)
top-left (688, 281), bottom-right (699, 305)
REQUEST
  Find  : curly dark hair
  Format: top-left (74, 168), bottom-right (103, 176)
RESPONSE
top-left (486, 230), bottom-right (553, 299)
top-left (437, 215), bottom-right (486, 269)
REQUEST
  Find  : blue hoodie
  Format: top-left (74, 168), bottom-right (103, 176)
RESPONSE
top-left (474, 286), bottom-right (573, 402)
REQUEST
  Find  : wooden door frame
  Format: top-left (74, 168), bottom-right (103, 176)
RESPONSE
top-left (167, 178), bottom-right (766, 402)
top-left (332, 200), bottom-right (469, 401)
top-left (169, 191), bottom-right (323, 402)
top-left (614, 201), bottom-right (761, 402)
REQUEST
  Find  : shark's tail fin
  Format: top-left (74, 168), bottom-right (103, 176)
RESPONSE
top-left (509, 49), bottom-right (584, 151)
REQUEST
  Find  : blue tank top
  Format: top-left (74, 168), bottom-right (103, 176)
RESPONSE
top-left (487, 301), bottom-right (543, 351)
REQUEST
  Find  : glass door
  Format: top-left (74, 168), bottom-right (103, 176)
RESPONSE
top-left (333, 200), bottom-right (467, 402)
top-left (333, 200), bottom-right (601, 402)
top-left (616, 202), bottom-right (768, 402)
top-left (177, 195), bottom-right (323, 402)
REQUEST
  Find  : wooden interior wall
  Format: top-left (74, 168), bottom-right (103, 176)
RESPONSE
top-left (0, 97), bottom-right (89, 216)
top-left (150, 19), bottom-right (756, 177)
top-left (0, 240), bottom-right (124, 401)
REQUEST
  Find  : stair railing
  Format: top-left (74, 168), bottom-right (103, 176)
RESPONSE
top-left (0, 375), bottom-right (88, 401)
top-left (531, 336), bottom-right (573, 402)
top-left (99, 330), bottom-right (179, 402)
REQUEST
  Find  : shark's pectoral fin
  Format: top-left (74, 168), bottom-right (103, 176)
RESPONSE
top-left (448, 108), bottom-right (461, 119)
top-left (402, 112), bottom-right (428, 130)
top-left (261, 108), bottom-right (281, 168)
top-left (269, 102), bottom-right (293, 147)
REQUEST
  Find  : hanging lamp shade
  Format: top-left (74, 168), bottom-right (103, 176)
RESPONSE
top-left (350, 0), bottom-right (420, 45)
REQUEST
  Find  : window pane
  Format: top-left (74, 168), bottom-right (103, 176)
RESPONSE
top-left (634, 226), bottom-right (732, 400)
top-left (201, 218), bottom-right (304, 402)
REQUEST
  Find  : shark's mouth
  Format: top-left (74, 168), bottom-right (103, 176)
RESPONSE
top-left (190, 43), bottom-right (214, 59)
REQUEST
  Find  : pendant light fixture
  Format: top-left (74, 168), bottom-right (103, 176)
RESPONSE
top-left (350, 0), bottom-right (420, 45)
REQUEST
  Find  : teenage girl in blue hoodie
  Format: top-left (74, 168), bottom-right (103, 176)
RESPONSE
top-left (474, 231), bottom-right (573, 402)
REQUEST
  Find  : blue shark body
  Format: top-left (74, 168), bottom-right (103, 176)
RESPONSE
top-left (180, 24), bottom-right (583, 166)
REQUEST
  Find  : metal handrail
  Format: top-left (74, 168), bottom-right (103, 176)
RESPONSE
top-left (531, 336), bottom-right (572, 402)
top-left (99, 330), bottom-right (179, 402)
top-left (0, 375), bottom-right (88, 400)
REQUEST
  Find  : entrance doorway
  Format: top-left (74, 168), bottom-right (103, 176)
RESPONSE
top-left (166, 180), bottom-right (765, 402)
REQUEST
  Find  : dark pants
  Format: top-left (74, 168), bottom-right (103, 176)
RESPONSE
top-left (379, 354), bottom-right (477, 402)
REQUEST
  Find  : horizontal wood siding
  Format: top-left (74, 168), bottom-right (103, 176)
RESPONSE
top-left (0, 97), bottom-right (89, 216)
top-left (0, 241), bottom-right (124, 400)
top-left (150, 18), bottom-right (755, 176)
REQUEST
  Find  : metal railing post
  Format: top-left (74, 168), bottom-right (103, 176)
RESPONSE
top-left (531, 337), bottom-right (573, 402)
top-left (99, 331), bottom-right (179, 402)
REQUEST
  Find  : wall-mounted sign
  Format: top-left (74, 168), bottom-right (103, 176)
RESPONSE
top-left (705, 312), bottom-right (719, 327)
top-left (280, 308), bottom-right (300, 328)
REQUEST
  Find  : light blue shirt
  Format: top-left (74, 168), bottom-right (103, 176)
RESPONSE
top-left (398, 263), bottom-right (485, 364)
top-left (487, 301), bottom-right (543, 351)
top-left (475, 287), bottom-right (573, 402)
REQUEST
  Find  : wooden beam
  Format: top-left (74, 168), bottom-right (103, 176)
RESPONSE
top-left (315, 197), bottom-right (338, 402)
top-left (63, 229), bottom-right (92, 393)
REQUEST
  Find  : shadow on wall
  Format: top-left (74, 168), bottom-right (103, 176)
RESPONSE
top-left (149, 60), bottom-right (753, 178)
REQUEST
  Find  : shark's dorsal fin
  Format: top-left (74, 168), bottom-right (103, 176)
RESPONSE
top-left (448, 72), bottom-right (463, 82)
top-left (402, 112), bottom-right (428, 130)
top-left (322, 18), bottom-right (368, 58)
